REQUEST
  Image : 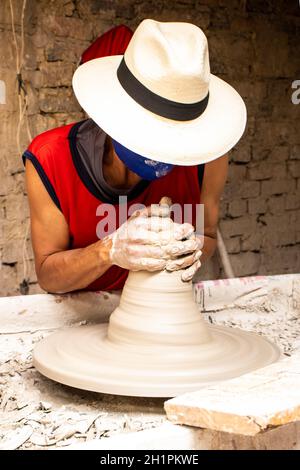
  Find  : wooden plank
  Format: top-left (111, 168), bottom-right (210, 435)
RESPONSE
top-left (165, 353), bottom-right (300, 436)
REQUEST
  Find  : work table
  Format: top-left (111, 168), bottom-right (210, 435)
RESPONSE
top-left (0, 273), bottom-right (299, 450)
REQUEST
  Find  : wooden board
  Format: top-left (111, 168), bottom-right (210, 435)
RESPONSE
top-left (165, 353), bottom-right (300, 436)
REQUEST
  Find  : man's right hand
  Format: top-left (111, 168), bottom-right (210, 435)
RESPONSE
top-left (106, 204), bottom-right (201, 274)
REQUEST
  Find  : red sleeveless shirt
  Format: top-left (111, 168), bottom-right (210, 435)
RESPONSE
top-left (23, 121), bottom-right (203, 291)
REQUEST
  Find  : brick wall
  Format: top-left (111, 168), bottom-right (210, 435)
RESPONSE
top-left (0, 0), bottom-right (299, 295)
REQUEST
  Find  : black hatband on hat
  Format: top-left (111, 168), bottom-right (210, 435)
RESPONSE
top-left (117, 57), bottom-right (209, 121)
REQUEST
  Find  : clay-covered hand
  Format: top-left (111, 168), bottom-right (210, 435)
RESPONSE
top-left (105, 205), bottom-right (201, 274)
top-left (165, 233), bottom-right (202, 282)
top-left (178, 239), bottom-right (202, 282)
top-left (143, 197), bottom-right (202, 282)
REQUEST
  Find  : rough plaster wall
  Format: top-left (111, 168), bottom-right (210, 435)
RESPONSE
top-left (0, 0), bottom-right (299, 296)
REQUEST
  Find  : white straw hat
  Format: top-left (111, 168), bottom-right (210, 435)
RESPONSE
top-left (72, 19), bottom-right (247, 166)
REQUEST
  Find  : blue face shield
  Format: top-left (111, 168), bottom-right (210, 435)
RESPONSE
top-left (111, 138), bottom-right (174, 181)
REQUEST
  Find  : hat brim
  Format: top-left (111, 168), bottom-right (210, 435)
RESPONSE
top-left (72, 56), bottom-right (247, 166)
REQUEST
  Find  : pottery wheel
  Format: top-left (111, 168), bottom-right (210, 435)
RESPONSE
top-left (33, 270), bottom-right (280, 397)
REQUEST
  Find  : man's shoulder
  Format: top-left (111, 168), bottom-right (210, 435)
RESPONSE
top-left (27, 121), bottom-right (78, 157)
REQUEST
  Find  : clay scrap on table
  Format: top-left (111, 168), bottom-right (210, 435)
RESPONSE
top-left (165, 352), bottom-right (300, 436)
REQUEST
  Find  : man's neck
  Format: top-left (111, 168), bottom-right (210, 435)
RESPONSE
top-left (102, 136), bottom-right (142, 189)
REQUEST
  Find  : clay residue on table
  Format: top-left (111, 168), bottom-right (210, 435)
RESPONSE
top-left (0, 331), bottom-right (165, 450)
top-left (1, 274), bottom-right (299, 449)
top-left (197, 276), bottom-right (300, 356)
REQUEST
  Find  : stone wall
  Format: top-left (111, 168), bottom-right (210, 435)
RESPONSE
top-left (0, 0), bottom-right (299, 296)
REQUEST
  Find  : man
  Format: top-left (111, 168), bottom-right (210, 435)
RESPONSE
top-left (24, 19), bottom-right (246, 294)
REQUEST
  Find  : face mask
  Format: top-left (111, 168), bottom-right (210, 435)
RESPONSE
top-left (111, 138), bottom-right (174, 181)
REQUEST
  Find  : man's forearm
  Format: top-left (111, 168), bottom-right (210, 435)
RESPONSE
top-left (200, 235), bottom-right (217, 262)
top-left (36, 239), bottom-right (113, 294)
top-left (36, 232), bottom-right (216, 293)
